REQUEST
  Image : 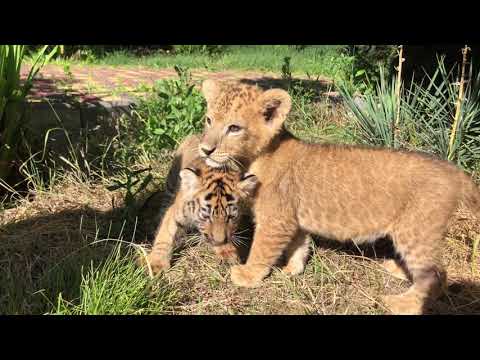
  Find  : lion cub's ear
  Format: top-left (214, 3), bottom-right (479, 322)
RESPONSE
top-left (201, 79), bottom-right (221, 105)
top-left (258, 89), bottom-right (292, 130)
top-left (179, 167), bottom-right (201, 194)
top-left (237, 173), bottom-right (258, 197)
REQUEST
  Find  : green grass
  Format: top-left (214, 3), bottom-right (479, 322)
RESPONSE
top-left (0, 178), bottom-right (178, 315)
top-left (48, 45), bottom-right (353, 82)
top-left (287, 94), bottom-right (355, 144)
top-left (51, 244), bottom-right (176, 315)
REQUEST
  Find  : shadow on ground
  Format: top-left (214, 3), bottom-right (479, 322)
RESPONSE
top-left (239, 77), bottom-right (335, 100)
top-left (0, 150), bottom-right (179, 314)
top-left (0, 199), bottom-right (152, 314)
top-left (22, 76), bottom-right (99, 103)
top-left (310, 235), bottom-right (480, 315)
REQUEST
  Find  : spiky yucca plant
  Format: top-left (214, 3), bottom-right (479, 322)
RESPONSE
top-left (339, 66), bottom-right (410, 148)
top-left (340, 55), bottom-right (480, 173)
top-left (406, 57), bottom-right (480, 170)
top-left (0, 45), bottom-right (58, 181)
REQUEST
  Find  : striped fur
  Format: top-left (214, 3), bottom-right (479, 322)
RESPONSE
top-left (146, 156), bottom-right (257, 273)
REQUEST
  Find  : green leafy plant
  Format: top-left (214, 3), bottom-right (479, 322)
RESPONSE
top-left (281, 56), bottom-right (293, 84)
top-left (62, 63), bottom-right (73, 80)
top-left (340, 53), bottom-right (480, 173)
top-left (133, 65), bottom-right (206, 151)
top-left (107, 166), bottom-right (153, 221)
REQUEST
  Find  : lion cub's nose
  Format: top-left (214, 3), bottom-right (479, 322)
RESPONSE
top-left (201, 146), bottom-right (216, 156)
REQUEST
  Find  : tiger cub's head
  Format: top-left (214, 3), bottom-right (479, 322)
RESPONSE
top-left (179, 164), bottom-right (257, 246)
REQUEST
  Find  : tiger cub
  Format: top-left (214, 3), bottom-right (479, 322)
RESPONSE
top-left (144, 136), bottom-right (257, 275)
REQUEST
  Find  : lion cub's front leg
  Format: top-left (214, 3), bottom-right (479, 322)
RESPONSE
top-left (230, 224), bottom-right (297, 287)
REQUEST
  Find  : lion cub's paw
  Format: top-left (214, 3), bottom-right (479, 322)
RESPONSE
top-left (230, 265), bottom-right (264, 288)
top-left (381, 291), bottom-right (424, 315)
top-left (282, 260), bottom-right (307, 276)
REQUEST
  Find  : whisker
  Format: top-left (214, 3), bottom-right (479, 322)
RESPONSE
top-left (227, 156), bottom-right (244, 171)
top-left (234, 239), bottom-right (248, 245)
top-left (179, 145), bottom-right (200, 153)
top-left (235, 228), bottom-right (250, 235)
top-left (232, 236), bottom-right (248, 245)
top-left (234, 231), bottom-right (250, 237)
top-left (234, 235), bottom-right (249, 240)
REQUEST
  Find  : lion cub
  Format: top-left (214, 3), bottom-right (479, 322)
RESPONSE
top-left (144, 135), bottom-right (257, 274)
top-left (197, 79), bottom-right (480, 315)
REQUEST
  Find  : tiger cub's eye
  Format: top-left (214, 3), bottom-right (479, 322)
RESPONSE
top-left (228, 206), bottom-right (239, 220)
top-left (199, 207), bottom-right (210, 220)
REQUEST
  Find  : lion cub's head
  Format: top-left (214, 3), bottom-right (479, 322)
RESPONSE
top-left (198, 80), bottom-right (292, 168)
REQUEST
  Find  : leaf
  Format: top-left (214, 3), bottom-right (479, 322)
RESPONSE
top-left (355, 69), bottom-right (366, 77)
top-left (157, 92), bottom-right (169, 100)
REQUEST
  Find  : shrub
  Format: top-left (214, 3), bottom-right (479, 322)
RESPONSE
top-left (132, 66), bottom-right (206, 152)
top-left (172, 45), bottom-right (227, 56)
top-left (345, 45), bottom-right (398, 93)
top-left (401, 45), bottom-right (480, 83)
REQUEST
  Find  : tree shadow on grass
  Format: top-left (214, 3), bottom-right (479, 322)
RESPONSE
top-left (0, 150), bottom-right (187, 315)
top-left (238, 77), bottom-right (336, 101)
top-left (0, 154), bottom-right (174, 315)
top-left (0, 203), bottom-right (143, 314)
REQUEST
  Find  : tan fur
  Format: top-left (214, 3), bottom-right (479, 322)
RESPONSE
top-left (145, 135), bottom-right (257, 274)
top-left (198, 79), bottom-right (480, 315)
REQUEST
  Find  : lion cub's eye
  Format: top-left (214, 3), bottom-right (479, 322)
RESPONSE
top-left (227, 124), bottom-right (241, 134)
top-left (206, 117), bottom-right (212, 127)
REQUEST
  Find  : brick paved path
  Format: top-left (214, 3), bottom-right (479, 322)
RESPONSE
top-left (20, 64), bottom-right (333, 103)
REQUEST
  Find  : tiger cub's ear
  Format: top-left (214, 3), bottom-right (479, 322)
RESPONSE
top-left (237, 173), bottom-right (258, 197)
top-left (179, 167), bottom-right (200, 192)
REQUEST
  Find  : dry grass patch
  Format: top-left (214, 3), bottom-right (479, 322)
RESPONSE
top-left (159, 219), bottom-right (479, 315)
